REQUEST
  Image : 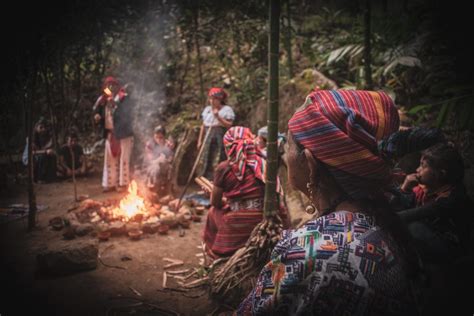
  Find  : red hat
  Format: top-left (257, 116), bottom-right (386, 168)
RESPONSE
top-left (103, 76), bottom-right (120, 87)
top-left (208, 87), bottom-right (227, 100)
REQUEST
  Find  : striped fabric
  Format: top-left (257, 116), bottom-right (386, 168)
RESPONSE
top-left (223, 126), bottom-right (265, 182)
top-left (288, 90), bottom-right (400, 199)
top-left (203, 163), bottom-right (265, 258)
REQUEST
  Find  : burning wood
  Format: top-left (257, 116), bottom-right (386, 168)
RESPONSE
top-left (52, 179), bottom-right (207, 240)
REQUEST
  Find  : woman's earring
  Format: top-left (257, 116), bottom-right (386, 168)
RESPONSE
top-left (305, 182), bottom-right (317, 214)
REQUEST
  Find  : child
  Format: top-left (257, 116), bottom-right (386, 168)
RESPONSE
top-left (397, 143), bottom-right (472, 260)
top-left (144, 125), bottom-right (174, 196)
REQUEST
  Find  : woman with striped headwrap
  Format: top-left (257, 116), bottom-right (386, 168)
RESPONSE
top-left (237, 90), bottom-right (420, 315)
top-left (203, 126), bottom-right (289, 259)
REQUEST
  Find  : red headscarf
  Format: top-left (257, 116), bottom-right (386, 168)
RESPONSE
top-left (208, 87), bottom-right (228, 101)
top-left (103, 76), bottom-right (120, 89)
top-left (288, 90), bottom-right (399, 199)
top-left (223, 126), bottom-right (283, 195)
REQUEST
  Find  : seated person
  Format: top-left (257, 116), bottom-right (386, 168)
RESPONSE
top-left (394, 143), bottom-right (474, 315)
top-left (144, 125), bottom-right (174, 196)
top-left (203, 126), bottom-right (289, 260)
top-left (57, 132), bottom-right (91, 178)
top-left (30, 118), bottom-right (56, 183)
top-left (395, 143), bottom-right (472, 261)
top-left (255, 125), bottom-right (286, 159)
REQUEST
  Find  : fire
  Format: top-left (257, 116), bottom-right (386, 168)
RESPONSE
top-left (113, 181), bottom-right (146, 220)
top-left (104, 87), bottom-right (113, 96)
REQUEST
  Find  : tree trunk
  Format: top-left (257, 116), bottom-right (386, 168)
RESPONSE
top-left (26, 72), bottom-right (38, 231)
top-left (42, 65), bottom-right (59, 150)
top-left (193, 0), bottom-right (205, 106)
top-left (363, 0), bottom-right (373, 89)
top-left (284, 0), bottom-right (293, 78)
top-left (263, 0), bottom-right (280, 218)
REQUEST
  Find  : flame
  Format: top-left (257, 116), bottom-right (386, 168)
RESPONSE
top-left (113, 181), bottom-right (146, 220)
top-left (104, 87), bottom-right (113, 96)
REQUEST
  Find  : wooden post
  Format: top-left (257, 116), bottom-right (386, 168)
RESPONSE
top-left (363, 0), bottom-right (373, 89)
top-left (263, 0), bottom-right (280, 219)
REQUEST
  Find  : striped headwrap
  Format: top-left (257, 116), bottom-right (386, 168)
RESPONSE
top-left (223, 126), bottom-right (264, 182)
top-left (288, 90), bottom-right (400, 199)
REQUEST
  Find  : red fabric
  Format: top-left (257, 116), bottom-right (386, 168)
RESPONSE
top-left (413, 184), bottom-right (454, 207)
top-left (223, 126), bottom-right (264, 182)
top-left (103, 76), bottom-right (119, 88)
top-left (203, 162), bottom-right (289, 258)
top-left (109, 133), bottom-right (121, 158)
top-left (288, 90), bottom-right (399, 199)
top-left (208, 87), bottom-right (227, 100)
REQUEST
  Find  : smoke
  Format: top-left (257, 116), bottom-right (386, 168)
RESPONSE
top-left (107, 2), bottom-right (179, 170)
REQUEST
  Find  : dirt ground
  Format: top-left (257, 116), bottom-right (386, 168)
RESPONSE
top-left (0, 174), bottom-right (223, 316)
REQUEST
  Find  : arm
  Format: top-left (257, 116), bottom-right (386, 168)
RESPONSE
top-left (216, 115), bottom-right (233, 129)
top-left (211, 185), bottom-right (224, 208)
top-left (212, 107), bottom-right (233, 128)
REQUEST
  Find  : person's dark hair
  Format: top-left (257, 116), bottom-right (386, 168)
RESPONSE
top-left (154, 125), bottom-right (166, 136)
top-left (67, 130), bottom-right (78, 140)
top-left (422, 143), bottom-right (464, 184)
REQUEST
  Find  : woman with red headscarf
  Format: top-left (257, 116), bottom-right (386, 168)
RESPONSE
top-left (237, 90), bottom-right (420, 315)
top-left (196, 87), bottom-right (235, 180)
top-left (203, 126), bottom-right (288, 259)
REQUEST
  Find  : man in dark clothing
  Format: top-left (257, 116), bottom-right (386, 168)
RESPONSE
top-left (93, 77), bottom-right (134, 192)
top-left (57, 132), bottom-right (91, 178)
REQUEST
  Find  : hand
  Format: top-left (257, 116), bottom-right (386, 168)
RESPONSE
top-left (401, 173), bottom-right (419, 192)
top-left (94, 114), bottom-right (101, 123)
top-left (46, 149), bottom-right (54, 155)
top-left (212, 108), bottom-right (219, 117)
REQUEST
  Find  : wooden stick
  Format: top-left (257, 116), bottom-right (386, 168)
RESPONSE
top-left (162, 272), bottom-right (168, 289)
top-left (164, 262), bottom-right (184, 269)
top-left (176, 126), bottom-right (213, 211)
top-left (166, 269), bottom-right (191, 275)
top-left (182, 277), bottom-right (209, 289)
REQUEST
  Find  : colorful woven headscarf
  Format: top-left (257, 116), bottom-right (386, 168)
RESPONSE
top-left (288, 90), bottom-right (400, 199)
top-left (223, 126), bottom-right (264, 182)
top-left (208, 87), bottom-right (228, 101)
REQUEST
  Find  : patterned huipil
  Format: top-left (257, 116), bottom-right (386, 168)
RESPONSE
top-left (237, 210), bottom-right (416, 316)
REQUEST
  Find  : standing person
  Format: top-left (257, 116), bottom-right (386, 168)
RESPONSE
top-left (203, 126), bottom-right (289, 259)
top-left (93, 76), bottom-right (134, 192)
top-left (196, 87), bottom-right (235, 180)
top-left (237, 90), bottom-right (420, 315)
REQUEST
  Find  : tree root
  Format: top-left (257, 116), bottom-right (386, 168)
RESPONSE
top-left (208, 215), bottom-right (283, 306)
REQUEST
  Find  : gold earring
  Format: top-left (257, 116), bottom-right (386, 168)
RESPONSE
top-left (305, 182), bottom-right (317, 214)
